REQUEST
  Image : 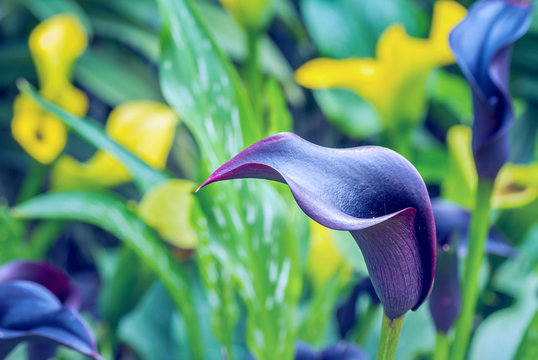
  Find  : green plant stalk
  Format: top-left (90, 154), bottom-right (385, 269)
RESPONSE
top-left (352, 301), bottom-right (379, 345)
top-left (450, 179), bottom-right (494, 360)
top-left (433, 332), bottom-right (449, 360)
top-left (246, 29), bottom-right (263, 122)
top-left (376, 312), bottom-right (405, 360)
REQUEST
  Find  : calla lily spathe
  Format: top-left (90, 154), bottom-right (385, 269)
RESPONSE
top-left (295, 1), bottom-right (466, 130)
top-left (449, 0), bottom-right (533, 179)
top-left (198, 132), bottom-right (435, 320)
top-left (51, 101), bottom-right (179, 190)
top-left (11, 14), bottom-right (88, 164)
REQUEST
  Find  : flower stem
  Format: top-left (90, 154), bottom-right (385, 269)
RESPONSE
top-left (450, 178), bottom-right (493, 360)
top-left (246, 29), bottom-right (263, 122)
top-left (376, 312), bottom-right (405, 360)
top-left (433, 332), bottom-right (449, 360)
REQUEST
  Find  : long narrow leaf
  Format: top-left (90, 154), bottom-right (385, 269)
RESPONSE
top-left (17, 80), bottom-right (168, 194)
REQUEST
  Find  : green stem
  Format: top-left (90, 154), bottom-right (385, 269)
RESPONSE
top-left (352, 301), bottom-right (379, 345)
top-left (450, 179), bottom-right (494, 360)
top-left (433, 332), bottom-right (449, 360)
top-left (246, 30), bottom-right (263, 122)
top-left (376, 312), bottom-right (405, 360)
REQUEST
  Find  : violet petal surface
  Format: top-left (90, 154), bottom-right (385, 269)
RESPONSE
top-left (198, 132), bottom-right (436, 319)
top-left (0, 260), bottom-right (80, 308)
top-left (449, 0), bottom-right (533, 179)
top-left (0, 281), bottom-right (99, 359)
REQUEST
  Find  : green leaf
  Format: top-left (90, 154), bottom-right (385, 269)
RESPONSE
top-left (514, 309), bottom-right (538, 360)
top-left (99, 248), bottom-right (154, 331)
top-left (158, 0), bottom-right (302, 358)
top-left (17, 80), bottom-right (168, 194)
top-left (298, 267), bottom-right (346, 346)
top-left (264, 77), bottom-right (293, 135)
top-left (21, 0), bottom-right (93, 36)
top-left (12, 191), bottom-right (204, 359)
top-left (76, 49), bottom-right (163, 107)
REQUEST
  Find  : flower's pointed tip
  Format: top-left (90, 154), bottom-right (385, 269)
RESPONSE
top-left (196, 177), bottom-right (215, 192)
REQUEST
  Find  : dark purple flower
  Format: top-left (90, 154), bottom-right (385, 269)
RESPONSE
top-left (0, 262), bottom-right (99, 359)
top-left (0, 260), bottom-right (80, 308)
top-left (198, 132), bottom-right (436, 319)
top-left (295, 341), bottom-right (368, 360)
top-left (336, 277), bottom-right (380, 338)
top-left (428, 199), bottom-right (516, 333)
top-left (449, 0), bottom-right (533, 179)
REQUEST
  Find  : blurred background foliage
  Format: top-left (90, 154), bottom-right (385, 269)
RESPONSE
top-left (0, 0), bottom-right (537, 359)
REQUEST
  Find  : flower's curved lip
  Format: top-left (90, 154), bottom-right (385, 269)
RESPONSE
top-left (199, 161), bottom-right (417, 232)
top-left (198, 132), bottom-right (435, 312)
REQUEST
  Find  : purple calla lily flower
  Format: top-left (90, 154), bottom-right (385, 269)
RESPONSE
top-left (449, 0), bottom-right (533, 179)
top-left (198, 132), bottom-right (436, 320)
top-left (0, 260), bottom-right (80, 308)
top-left (295, 341), bottom-right (368, 360)
top-left (428, 199), bottom-right (516, 333)
top-left (0, 262), bottom-right (99, 359)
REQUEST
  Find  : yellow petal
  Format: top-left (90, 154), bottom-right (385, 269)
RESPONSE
top-left (11, 95), bottom-right (67, 164)
top-left (52, 101), bottom-right (179, 189)
top-left (428, 0), bottom-right (467, 65)
top-left (41, 84), bottom-right (89, 117)
top-left (138, 179), bottom-right (198, 249)
top-left (492, 163), bottom-right (538, 209)
top-left (306, 220), bottom-right (351, 292)
top-left (106, 101), bottom-right (179, 170)
top-left (295, 58), bottom-right (389, 116)
top-left (441, 125), bottom-right (477, 209)
top-left (29, 14), bottom-right (87, 92)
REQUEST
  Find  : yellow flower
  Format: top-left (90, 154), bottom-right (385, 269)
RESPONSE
top-left (295, 1), bottom-right (467, 129)
top-left (442, 125), bottom-right (538, 209)
top-left (306, 220), bottom-right (351, 292)
top-left (220, 0), bottom-right (274, 30)
top-left (492, 163), bottom-right (538, 209)
top-left (51, 101), bottom-right (179, 190)
top-left (11, 14), bottom-right (88, 164)
top-left (441, 125), bottom-right (477, 209)
top-left (138, 179), bottom-right (198, 249)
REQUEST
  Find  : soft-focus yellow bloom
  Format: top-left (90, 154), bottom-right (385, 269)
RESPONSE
top-left (138, 179), bottom-right (198, 249)
top-left (442, 125), bottom-right (538, 209)
top-left (306, 220), bottom-right (351, 292)
top-left (493, 163), bottom-right (538, 209)
top-left (220, 0), bottom-right (274, 30)
top-left (295, 1), bottom-right (467, 128)
top-left (442, 125), bottom-right (477, 209)
top-left (52, 101), bottom-right (179, 190)
top-left (11, 14), bottom-right (88, 164)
